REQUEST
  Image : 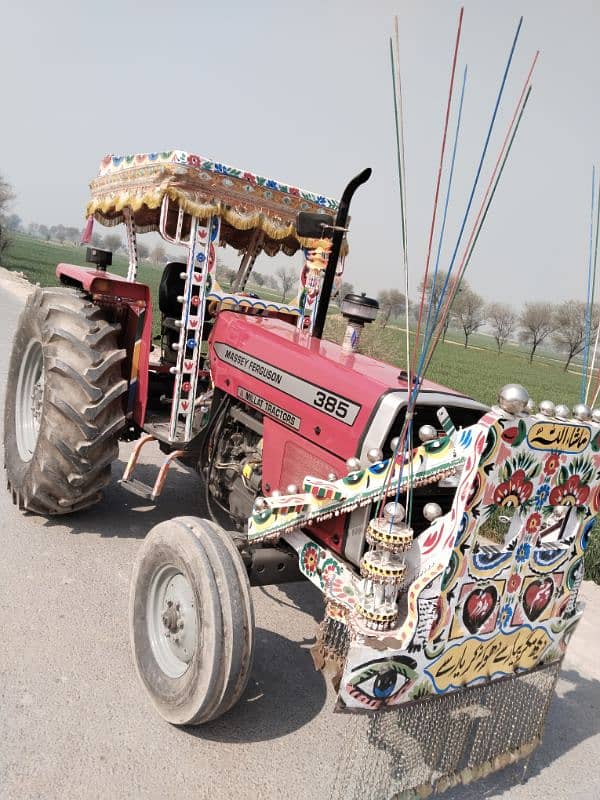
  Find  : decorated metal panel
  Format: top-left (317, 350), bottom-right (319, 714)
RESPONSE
top-left (316, 409), bottom-right (597, 711)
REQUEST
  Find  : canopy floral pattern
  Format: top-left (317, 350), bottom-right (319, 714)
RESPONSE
top-left (87, 151), bottom-right (340, 256)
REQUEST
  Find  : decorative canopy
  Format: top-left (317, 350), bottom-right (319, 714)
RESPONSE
top-left (87, 151), bottom-right (340, 256)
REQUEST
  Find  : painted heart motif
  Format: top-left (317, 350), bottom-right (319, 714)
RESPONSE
top-left (189, 319), bottom-right (198, 328)
top-left (522, 578), bottom-right (554, 621)
top-left (181, 401), bottom-right (189, 411)
top-left (462, 586), bottom-right (498, 634)
top-left (198, 229), bottom-right (208, 240)
top-left (184, 361), bottom-right (194, 371)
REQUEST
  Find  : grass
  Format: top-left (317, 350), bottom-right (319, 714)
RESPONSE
top-left (3, 233), bottom-right (600, 582)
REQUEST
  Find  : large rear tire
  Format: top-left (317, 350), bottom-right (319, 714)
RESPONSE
top-left (3, 286), bottom-right (127, 514)
top-left (129, 516), bottom-right (255, 725)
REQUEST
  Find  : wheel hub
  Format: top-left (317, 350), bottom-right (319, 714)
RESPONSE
top-left (148, 566), bottom-right (198, 678)
top-left (15, 340), bottom-right (45, 462)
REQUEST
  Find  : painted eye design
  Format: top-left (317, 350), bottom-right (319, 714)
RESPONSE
top-left (346, 656), bottom-right (418, 708)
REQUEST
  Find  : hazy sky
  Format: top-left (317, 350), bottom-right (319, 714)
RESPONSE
top-left (2, 0), bottom-right (599, 306)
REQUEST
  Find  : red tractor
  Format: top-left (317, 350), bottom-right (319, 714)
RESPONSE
top-left (7, 151), bottom-right (590, 797)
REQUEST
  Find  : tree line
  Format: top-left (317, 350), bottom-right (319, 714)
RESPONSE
top-left (377, 270), bottom-right (598, 371)
top-left (0, 172), bottom-right (596, 370)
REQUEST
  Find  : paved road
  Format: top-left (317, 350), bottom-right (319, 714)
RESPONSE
top-left (0, 273), bottom-right (598, 800)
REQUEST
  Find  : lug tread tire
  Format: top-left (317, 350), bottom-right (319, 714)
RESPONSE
top-left (4, 287), bottom-right (126, 515)
top-left (129, 516), bottom-right (255, 726)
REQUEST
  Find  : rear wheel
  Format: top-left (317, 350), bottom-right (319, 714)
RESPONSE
top-left (4, 287), bottom-right (127, 514)
top-left (129, 516), bottom-right (255, 725)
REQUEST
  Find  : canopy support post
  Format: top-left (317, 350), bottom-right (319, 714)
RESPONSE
top-left (123, 207), bottom-right (138, 282)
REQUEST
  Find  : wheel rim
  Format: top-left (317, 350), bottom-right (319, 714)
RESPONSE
top-left (147, 565), bottom-right (198, 679)
top-left (15, 340), bottom-right (45, 462)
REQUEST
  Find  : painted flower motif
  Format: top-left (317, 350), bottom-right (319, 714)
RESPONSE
top-left (515, 541), bottom-right (531, 564)
top-left (499, 603), bottom-right (513, 629)
top-left (549, 475), bottom-right (590, 507)
top-left (266, 179), bottom-right (278, 189)
top-left (289, 186), bottom-right (300, 197)
top-left (320, 557), bottom-right (341, 589)
top-left (493, 469), bottom-right (533, 508)
top-left (507, 574), bottom-right (522, 594)
top-left (242, 171), bottom-right (257, 184)
top-left (302, 544), bottom-right (319, 576)
top-left (214, 163), bottom-right (227, 174)
top-left (534, 483), bottom-right (550, 510)
top-left (316, 195), bottom-right (327, 206)
top-left (187, 154), bottom-right (201, 167)
top-left (525, 512), bottom-right (542, 534)
top-left (543, 453), bottom-right (561, 476)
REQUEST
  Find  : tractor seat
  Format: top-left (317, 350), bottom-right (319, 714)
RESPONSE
top-left (158, 261), bottom-right (186, 318)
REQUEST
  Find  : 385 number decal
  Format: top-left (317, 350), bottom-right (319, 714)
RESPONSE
top-left (314, 390), bottom-right (350, 420)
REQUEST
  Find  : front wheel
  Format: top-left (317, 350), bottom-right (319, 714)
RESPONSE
top-left (129, 516), bottom-right (255, 725)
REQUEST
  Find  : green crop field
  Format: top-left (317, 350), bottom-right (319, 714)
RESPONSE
top-left (2, 233), bottom-right (599, 581)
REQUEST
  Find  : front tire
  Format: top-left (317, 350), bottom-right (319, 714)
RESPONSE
top-left (4, 287), bottom-right (127, 514)
top-left (129, 516), bottom-right (255, 725)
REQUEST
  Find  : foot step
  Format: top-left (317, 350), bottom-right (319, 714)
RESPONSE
top-left (118, 478), bottom-right (155, 502)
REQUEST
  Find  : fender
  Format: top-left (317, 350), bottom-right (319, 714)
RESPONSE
top-left (56, 263), bottom-right (153, 426)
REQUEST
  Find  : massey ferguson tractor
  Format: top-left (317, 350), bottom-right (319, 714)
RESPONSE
top-left (5, 151), bottom-right (597, 798)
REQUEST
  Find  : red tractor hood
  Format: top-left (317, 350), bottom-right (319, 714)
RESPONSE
top-left (209, 313), bottom-right (470, 459)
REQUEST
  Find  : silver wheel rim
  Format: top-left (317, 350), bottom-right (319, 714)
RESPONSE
top-left (15, 340), bottom-right (45, 462)
top-left (147, 565), bottom-right (198, 679)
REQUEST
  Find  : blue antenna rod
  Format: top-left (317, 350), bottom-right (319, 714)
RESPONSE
top-left (423, 16), bottom-right (524, 356)
top-left (422, 64), bottom-right (468, 346)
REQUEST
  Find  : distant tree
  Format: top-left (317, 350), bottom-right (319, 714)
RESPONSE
top-left (63, 226), bottom-right (80, 245)
top-left (136, 241), bottom-right (149, 260)
top-left (487, 302), bottom-right (517, 354)
top-left (418, 270), bottom-right (467, 342)
top-left (552, 300), bottom-right (599, 372)
top-left (100, 232), bottom-right (121, 254)
top-left (0, 173), bottom-right (16, 258)
top-left (378, 288), bottom-right (406, 328)
top-left (150, 243), bottom-right (167, 266)
top-left (38, 224), bottom-right (50, 241)
top-left (27, 222), bottom-right (40, 238)
top-left (276, 266), bottom-right (296, 302)
top-left (5, 213), bottom-right (22, 232)
top-left (519, 302), bottom-right (557, 363)
top-left (336, 281), bottom-right (354, 309)
top-left (452, 288), bottom-right (485, 348)
top-left (252, 271), bottom-right (266, 287)
top-left (50, 224), bottom-right (69, 243)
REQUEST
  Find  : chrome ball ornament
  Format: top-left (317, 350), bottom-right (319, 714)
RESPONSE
top-left (271, 489), bottom-right (282, 498)
top-left (286, 484), bottom-right (298, 495)
top-left (555, 404), bottom-right (570, 419)
top-left (423, 502), bottom-right (443, 522)
top-left (346, 457), bottom-right (362, 473)
top-left (572, 403), bottom-right (592, 421)
top-left (367, 448), bottom-right (384, 463)
top-left (383, 502), bottom-right (405, 523)
top-left (327, 472), bottom-right (338, 482)
top-left (526, 398), bottom-right (536, 414)
top-left (539, 400), bottom-right (556, 417)
top-left (389, 437), bottom-right (400, 453)
top-left (497, 384), bottom-right (529, 414)
top-left (253, 496), bottom-right (269, 512)
top-left (592, 408), bottom-right (600, 424)
top-left (418, 424), bottom-right (438, 442)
